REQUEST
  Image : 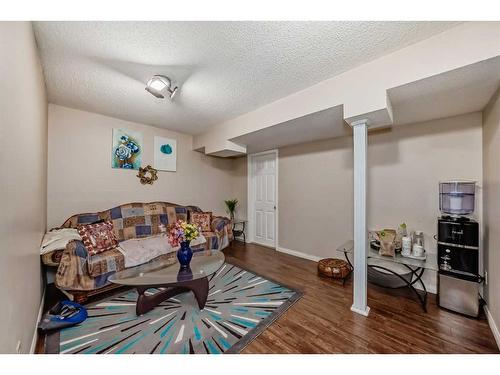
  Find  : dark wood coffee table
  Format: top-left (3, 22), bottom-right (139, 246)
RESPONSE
top-left (108, 251), bottom-right (225, 315)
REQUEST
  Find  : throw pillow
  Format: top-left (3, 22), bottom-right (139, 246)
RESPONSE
top-left (77, 220), bottom-right (119, 256)
top-left (190, 212), bottom-right (212, 232)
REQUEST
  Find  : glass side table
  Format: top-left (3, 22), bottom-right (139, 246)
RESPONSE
top-left (232, 219), bottom-right (247, 243)
top-left (336, 240), bottom-right (438, 312)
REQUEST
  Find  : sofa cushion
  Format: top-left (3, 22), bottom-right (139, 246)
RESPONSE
top-left (77, 221), bottom-right (119, 256)
top-left (191, 212), bottom-right (212, 231)
top-left (185, 205), bottom-right (203, 221)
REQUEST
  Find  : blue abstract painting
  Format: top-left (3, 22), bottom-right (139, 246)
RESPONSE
top-left (112, 129), bottom-right (143, 170)
top-left (154, 136), bottom-right (177, 171)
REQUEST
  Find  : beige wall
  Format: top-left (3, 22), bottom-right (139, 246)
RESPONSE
top-left (368, 112), bottom-right (483, 253)
top-left (483, 88), bottom-right (500, 343)
top-left (229, 156), bottom-right (247, 221)
top-left (279, 136), bottom-right (354, 257)
top-left (278, 113), bottom-right (483, 292)
top-left (47, 104), bottom-right (244, 228)
top-left (0, 22), bottom-right (47, 353)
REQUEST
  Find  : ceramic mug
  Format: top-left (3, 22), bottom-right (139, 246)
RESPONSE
top-left (412, 244), bottom-right (425, 257)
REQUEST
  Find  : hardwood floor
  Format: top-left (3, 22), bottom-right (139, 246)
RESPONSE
top-left (37, 241), bottom-right (499, 354)
top-left (224, 241), bottom-right (499, 354)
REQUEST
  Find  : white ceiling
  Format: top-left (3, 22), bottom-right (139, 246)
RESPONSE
top-left (223, 56), bottom-right (500, 154)
top-left (33, 21), bottom-right (460, 135)
top-left (388, 56), bottom-right (500, 126)
top-left (230, 105), bottom-right (347, 154)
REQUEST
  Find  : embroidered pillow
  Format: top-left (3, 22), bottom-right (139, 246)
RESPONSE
top-left (77, 220), bottom-right (118, 256)
top-left (190, 212), bottom-right (212, 232)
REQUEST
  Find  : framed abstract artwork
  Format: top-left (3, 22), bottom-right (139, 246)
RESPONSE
top-left (154, 136), bottom-right (177, 172)
top-left (112, 129), bottom-right (143, 170)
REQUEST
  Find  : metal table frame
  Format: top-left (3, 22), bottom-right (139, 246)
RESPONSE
top-left (232, 220), bottom-right (246, 243)
top-left (337, 240), bottom-right (438, 312)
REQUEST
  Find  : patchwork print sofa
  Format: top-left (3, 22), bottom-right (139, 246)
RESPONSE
top-left (42, 202), bottom-right (233, 302)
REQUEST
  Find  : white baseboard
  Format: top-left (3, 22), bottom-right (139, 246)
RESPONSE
top-left (484, 305), bottom-right (500, 350)
top-left (30, 287), bottom-right (46, 354)
top-left (276, 246), bottom-right (322, 262)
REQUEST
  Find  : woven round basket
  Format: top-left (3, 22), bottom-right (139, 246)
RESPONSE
top-left (318, 258), bottom-right (352, 279)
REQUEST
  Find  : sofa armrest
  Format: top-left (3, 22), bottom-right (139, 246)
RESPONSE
top-left (55, 240), bottom-right (90, 290)
top-left (211, 216), bottom-right (231, 232)
top-left (42, 239), bottom-right (88, 267)
top-left (41, 250), bottom-right (65, 267)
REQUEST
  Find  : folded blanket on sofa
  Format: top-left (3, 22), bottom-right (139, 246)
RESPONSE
top-left (117, 234), bottom-right (206, 268)
top-left (40, 228), bottom-right (81, 255)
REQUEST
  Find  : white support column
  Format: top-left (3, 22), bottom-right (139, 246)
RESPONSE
top-left (350, 119), bottom-right (370, 317)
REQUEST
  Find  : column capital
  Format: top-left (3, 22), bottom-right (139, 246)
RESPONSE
top-left (350, 119), bottom-right (369, 127)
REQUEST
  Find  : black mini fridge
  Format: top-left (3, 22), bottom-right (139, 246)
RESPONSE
top-left (437, 216), bottom-right (481, 317)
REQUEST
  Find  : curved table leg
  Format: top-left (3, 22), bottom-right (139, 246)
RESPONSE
top-left (408, 267), bottom-right (428, 312)
top-left (136, 286), bottom-right (187, 316)
top-left (407, 282), bottom-right (427, 313)
top-left (402, 265), bottom-right (428, 312)
top-left (184, 277), bottom-right (209, 310)
top-left (135, 276), bottom-right (210, 316)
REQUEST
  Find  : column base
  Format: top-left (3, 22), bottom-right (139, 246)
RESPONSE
top-left (351, 305), bottom-right (371, 317)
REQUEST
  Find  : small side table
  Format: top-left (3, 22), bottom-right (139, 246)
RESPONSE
top-left (336, 240), bottom-right (438, 312)
top-left (232, 219), bottom-right (246, 243)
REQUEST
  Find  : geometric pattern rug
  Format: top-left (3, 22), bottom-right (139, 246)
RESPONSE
top-left (46, 263), bottom-right (302, 354)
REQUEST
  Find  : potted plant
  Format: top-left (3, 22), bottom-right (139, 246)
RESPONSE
top-left (224, 198), bottom-right (238, 221)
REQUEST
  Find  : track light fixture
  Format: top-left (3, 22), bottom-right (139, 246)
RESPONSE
top-left (145, 75), bottom-right (178, 100)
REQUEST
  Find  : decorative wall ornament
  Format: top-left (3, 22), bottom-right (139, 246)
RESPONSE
top-left (137, 165), bottom-right (158, 185)
top-left (112, 129), bottom-right (143, 170)
top-left (154, 136), bottom-right (177, 171)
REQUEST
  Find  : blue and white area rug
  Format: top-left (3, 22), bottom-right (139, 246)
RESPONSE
top-left (46, 263), bottom-right (301, 354)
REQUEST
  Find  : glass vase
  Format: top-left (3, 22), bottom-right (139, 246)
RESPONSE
top-left (177, 240), bottom-right (193, 268)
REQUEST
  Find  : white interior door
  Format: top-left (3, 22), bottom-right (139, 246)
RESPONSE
top-left (250, 151), bottom-right (277, 248)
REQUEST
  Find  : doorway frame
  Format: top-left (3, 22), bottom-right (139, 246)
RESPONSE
top-left (247, 149), bottom-right (279, 249)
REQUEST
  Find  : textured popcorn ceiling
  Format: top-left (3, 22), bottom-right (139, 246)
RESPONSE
top-left (226, 56), bottom-right (500, 154)
top-left (33, 21), bottom-right (460, 135)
